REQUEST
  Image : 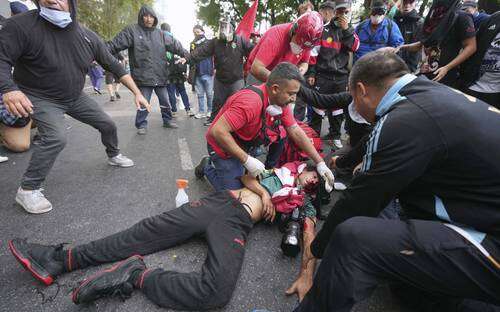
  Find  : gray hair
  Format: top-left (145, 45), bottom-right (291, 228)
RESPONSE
top-left (349, 51), bottom-right (409, 89)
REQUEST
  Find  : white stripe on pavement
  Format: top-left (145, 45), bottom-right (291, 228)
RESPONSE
top-left (178, 138), bottom-right (194, 171)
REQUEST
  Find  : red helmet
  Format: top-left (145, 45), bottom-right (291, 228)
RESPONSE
top-left (293, 11), bottom-right (323, 49)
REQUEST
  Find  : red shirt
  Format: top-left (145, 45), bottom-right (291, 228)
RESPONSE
top-left (245, 23), bottom-right (312, 73)
top-left (206, 84), bottom-right (297, 159)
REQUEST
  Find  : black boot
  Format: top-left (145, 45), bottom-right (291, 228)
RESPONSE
top-left (72, 255), bottom-right (146, 305)
top-left (9, 238), bottom-right (66, 286)
top-left (195, 156), bottom-right (211, 179)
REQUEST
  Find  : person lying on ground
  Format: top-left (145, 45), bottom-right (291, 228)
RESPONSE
top-left (9, 162), bottom-right (325, 311)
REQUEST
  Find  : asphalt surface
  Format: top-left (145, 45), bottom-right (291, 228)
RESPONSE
top-left (0, 84), bottom-right (409, 312)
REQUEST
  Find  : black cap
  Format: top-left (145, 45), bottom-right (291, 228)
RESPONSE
top-left (193, 24), bottom-right (205, 32)
top-left (335, 0), bottom-right (352, 9)
top-left (461, 0), bottom-right (477, 9)
top-left (319, 1), bottom-right (336, 10)
top-left (371, 0), bottom-right (387, 10)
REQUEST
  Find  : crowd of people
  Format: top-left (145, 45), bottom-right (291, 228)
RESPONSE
top-left (1, 0), bottom-right (499, 311)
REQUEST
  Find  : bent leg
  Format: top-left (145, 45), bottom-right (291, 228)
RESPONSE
top-left (140, 203), bottom-right (253, 310)
top-left (0, 120), bottom-right (32, 152)
top-left (297, 217), bottom-right (500, 312)
top-left (67, 93), bottom-right (119, 157)
top-left (21, 97), bottom-right (67, 190)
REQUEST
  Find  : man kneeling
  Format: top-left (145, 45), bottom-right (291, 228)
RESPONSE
top-left (8, 163), bottom-right (323, 310)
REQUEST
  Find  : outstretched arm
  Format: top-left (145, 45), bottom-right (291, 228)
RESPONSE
top-left (286, 217), bottom-right (317, 301)
top-left (298, 84), bottom-right (352, 110)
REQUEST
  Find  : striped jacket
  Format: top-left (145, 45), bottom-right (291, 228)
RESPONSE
top-left (311, 75), bottom-right (500, 269)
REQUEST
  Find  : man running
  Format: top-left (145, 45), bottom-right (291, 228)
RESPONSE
top-left (9, 163), bottom-right (324, 310)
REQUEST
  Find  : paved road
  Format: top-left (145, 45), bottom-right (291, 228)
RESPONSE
top-left (0, 85), bottom-right (408, 312)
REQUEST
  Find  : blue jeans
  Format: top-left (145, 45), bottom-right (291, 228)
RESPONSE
top-left (167, 82), bottom-right (191, 112)
top-left (195, 75), bottom-right (213, 113)
top-left (136, 86), bottom-right (172, 129)
top-left (204, 151), bottom-right (244, 191)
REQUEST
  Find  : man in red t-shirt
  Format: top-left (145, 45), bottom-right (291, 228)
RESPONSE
top-left (246, 11), bottom-right (324, 84)
top-left (195, 62), bottom-right (334, 191)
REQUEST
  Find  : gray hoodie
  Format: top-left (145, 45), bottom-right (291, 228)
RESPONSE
top-left (107, 5), bottom-right (189, 87)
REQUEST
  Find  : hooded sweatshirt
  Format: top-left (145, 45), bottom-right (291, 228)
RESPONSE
top-left (0, 0), bottom-right (127, 102)
top-left (394, 9), bottom-right (424, 72)
top-left (107, 5), bottom-right (189, 87)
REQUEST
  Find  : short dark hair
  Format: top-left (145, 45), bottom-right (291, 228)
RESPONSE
top-left (266, 62), bottom-right (305, 88)
top-left (161, 23), bottom-right (171, 32)
top-left (349, 51), bottom-right (409, 90)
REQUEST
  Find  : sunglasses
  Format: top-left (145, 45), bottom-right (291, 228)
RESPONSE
top-left (371, 8), bottom-right (386, 15)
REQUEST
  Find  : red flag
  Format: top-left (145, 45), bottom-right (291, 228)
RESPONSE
top-left (236, 0), bottom-right (259, 40)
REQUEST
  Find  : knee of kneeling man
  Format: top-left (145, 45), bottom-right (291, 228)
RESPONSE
top-left (332, 217), bottom-right (374, 251)
top-left (4, 140), bottom-right (30, 153)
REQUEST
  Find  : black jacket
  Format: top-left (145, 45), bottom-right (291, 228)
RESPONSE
top-left (311, 76), bottom-right (500, 265)
top-left (309, 22), bottom-right (359, 78)
top-left (461, 12), bottom-right (500, 88)
top-left (394, 10), bottom-right (424, 72)
top-left (0, 0), bottom-right (126, 102)
top-left (190, 35), bottom-right (254, 84)
top-left (107, 5), bottom-right (189, 87)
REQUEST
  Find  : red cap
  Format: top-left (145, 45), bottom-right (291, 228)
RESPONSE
top-left (293, 11), bottom-right (323, 49)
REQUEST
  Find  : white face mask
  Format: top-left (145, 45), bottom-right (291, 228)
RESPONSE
top-left (266, 104), bottom-right (283, 117)
top-left (348, 102), bottom-right (370, 125)
top-left (370, 15), bottom-right (384, 25)
top-left (290, 42), bottom-right (303, 55)
top-left (39, 6), bottom-right (72, 28)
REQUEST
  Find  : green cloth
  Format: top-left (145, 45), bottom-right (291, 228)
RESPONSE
top-left (258, 170), bottom-right (316, 218)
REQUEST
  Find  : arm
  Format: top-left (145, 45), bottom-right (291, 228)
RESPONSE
top-left (240, 174), bottom-right (275, 221)
top-left (389, 21), bottom-right (405, 48)
top-left (340, 25), bottom-right (361, 52)
top-left (398, 41), bottom-right (422, 53)
top-left (210, 116), bottom-right (248, 163)
top-left (310, 112), bottom-right (443, 258)
top-left (241, 37), bottom-right (255, 57)
top-left (432, 36), bottom-right (476, 82)
top-left (298, 84), bottom-right (352, 110)
top-left (0, 19), bottom-right (33, 117)
top-left (190, 39), bottom-right (215, 62)
top-left (250, 59), bottom-right (271, 82)
top-left (164, 33), bottom-right (190, 59)
top-left (286, 217), bottom-right (317, 301)
top-left (119, 74), bottom-right (151, 112)
top-left (107, 26), bottom-right (134, 55)
top-left (287, 124), bottom-right (324, 164)
top-left (91, 31), bottom-right (127, 79)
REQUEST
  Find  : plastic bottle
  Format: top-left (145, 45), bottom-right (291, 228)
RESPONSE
top-left (175, 179), bottom-right (189, 208)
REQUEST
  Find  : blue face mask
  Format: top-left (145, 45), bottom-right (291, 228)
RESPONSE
top-left (39, 6), bottom-right (72, 28)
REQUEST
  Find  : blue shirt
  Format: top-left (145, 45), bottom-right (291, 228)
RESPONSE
top-left (354, 18), bottom-right (404, 61)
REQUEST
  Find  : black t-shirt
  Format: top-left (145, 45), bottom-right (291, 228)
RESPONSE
top-left (420, 12), bottom-right (475, 87)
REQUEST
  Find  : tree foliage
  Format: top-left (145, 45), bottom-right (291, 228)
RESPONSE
top-left (78, 0), bottom-right (154, 40)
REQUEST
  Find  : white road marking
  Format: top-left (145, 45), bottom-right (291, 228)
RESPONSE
top-left (178, 138), bottom-right (194, 171)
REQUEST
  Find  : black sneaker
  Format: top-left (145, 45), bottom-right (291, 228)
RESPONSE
top-left (72, 255), bottom-right (146, 305)
top-left (195, 156), bottom-right (210, 179)
top-left (203, 120), bottom-right (212, 127)
top-left (110, 96), bottom-right (116, 102)
top-left (163, 121), bottom-right (179, 129)
top-left (8, 238), bottom-right (65, 286)
top-left (115, 92), bottom-right (121, 99)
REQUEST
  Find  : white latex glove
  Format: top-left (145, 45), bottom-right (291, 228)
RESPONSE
top-left (243, 155), bottom-right (266, 177)
top-left (316, 161), bottom-right (334, 193)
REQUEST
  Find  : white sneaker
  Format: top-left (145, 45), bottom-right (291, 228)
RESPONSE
top-left (206, 112), bottom-right (211, 119)
top-left (108, 154), bottom-right (134, 168)
top-left (186, 110), bottom-right (195, 117)
top-left (333, 139), bottom-right (343, 149)
top-left (16, 188), bottom-right (53, 214)
top-left (0, 155), bottom-right (8, 163)
top-left (194, 113), bottom-right (206, 119)
top-left (171, 111), bottom-right (177, 117)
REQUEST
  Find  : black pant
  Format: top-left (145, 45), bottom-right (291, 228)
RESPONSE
top-left (296, 217), bottom-right (500, 312)
top-left (208, 78), bottom-right (244, 122)
top-left (67, 191), bottom-right (253, 310)
top-left (310, 75), bottom-right (347, 138)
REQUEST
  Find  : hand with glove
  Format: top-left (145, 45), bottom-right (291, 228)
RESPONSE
top-left (316, 161), bottom-right (334, 193)
top-left (243, 155), bottom-right (266, 177)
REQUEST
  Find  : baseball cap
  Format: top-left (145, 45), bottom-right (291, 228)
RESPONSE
top-left (319, 1), bottom-right (335, 10)
top-left (461, 0), bottom-right (478, 9)
top-left (335, 0), bottom-right (352, 10)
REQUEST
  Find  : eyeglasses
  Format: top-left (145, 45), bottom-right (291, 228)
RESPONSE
top-left (371, 8), bottom-right (386, 16)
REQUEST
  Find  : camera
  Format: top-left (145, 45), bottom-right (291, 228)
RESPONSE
top-left (279, 207), bottom-right (304, 257)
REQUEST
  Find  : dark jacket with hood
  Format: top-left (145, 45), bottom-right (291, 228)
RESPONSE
top-left (461, 12), bottom-right (500, 89)
top-left (190, 35), bottom-right (254, 84)
top-left (0, 0), bottom-right (127, 102)
top-left (107, 5), bottom-right (189, 87)
top-left (394, 9), bottom-right (424, 72)
top-left (190, 35), bottom-right (214, 80)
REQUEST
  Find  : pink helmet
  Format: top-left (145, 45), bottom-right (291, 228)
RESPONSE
top-left (293, 11), bottom-right (323, 49)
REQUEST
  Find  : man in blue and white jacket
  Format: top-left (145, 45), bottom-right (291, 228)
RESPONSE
top-left (295, 51), bottom-right (500, 311)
